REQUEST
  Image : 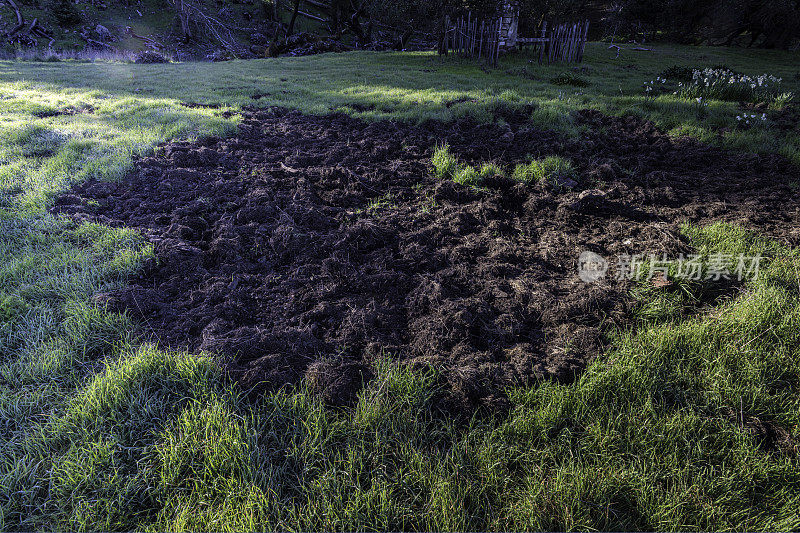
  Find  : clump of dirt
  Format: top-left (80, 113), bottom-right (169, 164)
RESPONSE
top-left (53, 107), bottom-right (800, 409)
top-left (32, 105), bottom-right (95, 118)
top-left (721, 407), bottom-right (798, 456)
top-left (179, 102), bottom-right (221, 110)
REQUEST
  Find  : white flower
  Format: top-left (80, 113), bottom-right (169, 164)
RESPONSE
top-left (736, 116), bottom-right (741, 120)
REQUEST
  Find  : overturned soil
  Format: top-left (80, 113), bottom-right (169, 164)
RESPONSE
top-left (53, 107), bottom-right (800, 409)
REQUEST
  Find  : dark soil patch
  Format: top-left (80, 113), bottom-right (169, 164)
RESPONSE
top-left (33, 105), bottom-right (95, 118)
top-left (721, 407), bottom-right (798, 456)
top-left (444, 97), bottom-right (478, 108)
top-left (53, 107), bottom-right (800, 409)
top-left (344, 102), bottom-right (376, 113)
top-left (179, 102), bottom-right (222, 110)
top-left (773, 104), bottom-right (800, 132)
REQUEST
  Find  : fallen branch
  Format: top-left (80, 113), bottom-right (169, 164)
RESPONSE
top-left (81, 35), bottom-right (117, 50)
top-left (303, 0), bottom-right (331, 10)
top-left (608, 44), bottom-right (653, 58)
top-left (2, 0), bottom-right (53, 44)
top-left (296, 9), bottom-right (327, 23)
top-left (125, 26), bottom-right (163, 50)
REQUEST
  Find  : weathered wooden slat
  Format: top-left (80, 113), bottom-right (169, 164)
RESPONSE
top-left (443, 13), bottom-right (590, 66)
top-left (569, 23), bottom-right (577, 62)
top-left (577, 20), bottom-right (589, 62)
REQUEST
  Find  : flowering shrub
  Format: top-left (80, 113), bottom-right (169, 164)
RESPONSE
top-left (692, 97), bottom-right (709, 119)
top-left (678, 68), bottom-right (791, 105)
top-left (642, 76), bottom-right (668, 98)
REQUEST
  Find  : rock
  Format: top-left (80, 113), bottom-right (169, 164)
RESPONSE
top-left (95, 24), bottom-right (112, 42)
top-left (579, 188), bottom-right (607, 201)
top-left (564, 189), bottom-right (609, 212)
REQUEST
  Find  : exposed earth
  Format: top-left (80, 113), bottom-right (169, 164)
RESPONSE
top-left (53, 107), bottom-right (800, 409)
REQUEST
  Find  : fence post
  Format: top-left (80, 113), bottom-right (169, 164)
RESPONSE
top-left (469, 20), bottom-right (478, 57)
top-left (494, 19), bottom-right (501, 66)
top-left (569, 23), bottom-right (577, 62)
top-left (538, 20), bottom-right (547, 64)
top-left (577, 20), bottom-right (589, 62)
top-left (478, 20), bottom-right (484, 59)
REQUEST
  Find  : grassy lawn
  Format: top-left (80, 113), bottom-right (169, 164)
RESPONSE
top-left (1, 43), bottom-right (799, 530)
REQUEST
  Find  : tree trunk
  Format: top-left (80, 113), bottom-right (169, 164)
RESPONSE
top-left (287, 0), bottom-right (301, 37)
top-left (173, 0), bottom-right (193, 41)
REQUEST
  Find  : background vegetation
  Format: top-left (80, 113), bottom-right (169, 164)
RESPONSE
top-left (1, 0), bottom-right (797, 62)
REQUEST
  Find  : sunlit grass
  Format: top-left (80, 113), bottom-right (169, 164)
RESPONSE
top-left (512, 155), bottom-right (576, 186)
top-left (0, 43), bottom-right (797, 161)
top-left (0, 44), bottom-right (799, 531)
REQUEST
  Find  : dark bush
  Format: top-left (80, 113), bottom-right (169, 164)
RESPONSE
top-left (549, 73), bottom-right (590, 87)
top-left (52, 0), bottom-right (82, 26)
top-left (659, 65), bottom-right (694, 82)
top-left (134, 51), bottom-right (169, 64)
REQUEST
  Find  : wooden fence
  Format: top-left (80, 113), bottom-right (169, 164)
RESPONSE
top-left (440, 16), bottom-right (589, 66)
top-left (440, 14), bottom-right (502, 67)
top-left (518, 20), bottom-right (590, 64)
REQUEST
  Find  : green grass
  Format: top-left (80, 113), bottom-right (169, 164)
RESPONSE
top-left (0, 42), bottom-right (797, 158)
top-left (432, 144), bottom-right (503, 187)
top-left (0, 44), bottom-right (799, 530)
top-left (512, 155), bottom-right (576, 186)
top-left (433, 144), bottom-right (576, 189)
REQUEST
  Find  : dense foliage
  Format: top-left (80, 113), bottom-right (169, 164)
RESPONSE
top-left (284, 0), bottom-right (800, 49)
top-left (602, 0), bottom-right (800, 49)
top-left (8, 0), bottom-right (796, 50)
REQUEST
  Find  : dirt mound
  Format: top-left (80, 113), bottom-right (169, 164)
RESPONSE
top-left (53, 107), bottom-right (800, 409)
